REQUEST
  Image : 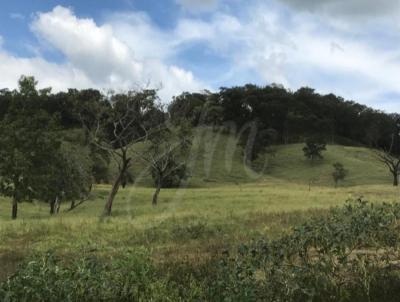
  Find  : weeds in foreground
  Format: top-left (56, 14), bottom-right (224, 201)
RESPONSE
top-left (2, 199), bottom-right (400, 301)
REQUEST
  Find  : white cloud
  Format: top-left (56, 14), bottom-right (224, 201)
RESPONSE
top-left (0, 49), bottom-right (94, 91)
top-left (31, 6), bottom-right (143, 86)
top-left (0, 6), bottom-right (204, 102)
top-left (106, 12), bottom-right (174, 61)
top-left (148, 1), bottom-right (400, 111)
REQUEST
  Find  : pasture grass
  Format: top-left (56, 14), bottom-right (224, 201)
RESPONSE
top-left (1, 180), bottom-right (399, 281)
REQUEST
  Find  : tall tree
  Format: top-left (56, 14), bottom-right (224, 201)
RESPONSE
top-left (0, 77), bottom-right (60, 219)
top-left (84, 89), bottom-right (163, 216)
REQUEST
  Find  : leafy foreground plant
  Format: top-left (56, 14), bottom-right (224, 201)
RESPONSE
top-left (3, 200), bottom-right (400, 301)
top-left (0, 250), bottom-right (190, 302)
top-left (212, 199), bottom-right (400, 302)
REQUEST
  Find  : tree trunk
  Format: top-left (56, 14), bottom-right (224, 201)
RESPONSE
top-left (103, 153), bottom-right (131, 216)
top-left (152, 182), bottom-right (162, 206)
top-left (55, 197), bottom-right (61, 213)
top-left (70, 200), bottom-right (75, 210)
top-left (103, 162), bottom-right (129, 216)
top-left (393, 172), bottom-right (398, 186)
top-left (12, 198), bottom-right (18, 220)
top-left (103, 175), bottom-right (122, 216)
top-left (50, 199), bottom-right (56, 215)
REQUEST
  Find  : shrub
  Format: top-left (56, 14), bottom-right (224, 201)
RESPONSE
top-left (209, 199), bottom-right (400, 301)
top-left (0, 250), bottom-right (180, 302)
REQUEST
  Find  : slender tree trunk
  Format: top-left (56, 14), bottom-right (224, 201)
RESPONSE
top-left (104, 175), bottom-right (122, 216)
top-left (393, 172), bottom-right (398, 186)
top-left (56, 197), bottom-right (61, 213)
top-left (70, 200), bottom-right (75, 210)
top-left (12, 198), bottom-right (18, 220)
top-left (152, 181), bottom-right (162, 206)
top-left (103, 159), bottom-right (130, 216)
top-left (50, 200), bottom-right (56, 215)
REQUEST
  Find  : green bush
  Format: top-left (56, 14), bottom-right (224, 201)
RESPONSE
top-left (0, 250), bottom-right (182, 302)
top-left (210, 199), bottom-right (400, 301)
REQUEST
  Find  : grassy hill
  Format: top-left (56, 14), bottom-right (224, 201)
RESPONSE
top-left (129, 127), bottom-right (262, 187)
top-left (264, 144), bottom-right (390, 186)
top-left (130, 127), bottom-right (390, 188)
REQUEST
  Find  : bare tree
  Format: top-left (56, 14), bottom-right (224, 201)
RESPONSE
top-left (82, 90), bottom-right (163, 216)
top-left (138, 123), bottom-right (192, 206)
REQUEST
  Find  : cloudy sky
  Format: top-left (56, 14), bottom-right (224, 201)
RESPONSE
top-left (0, 0), bottom-right (399, 112)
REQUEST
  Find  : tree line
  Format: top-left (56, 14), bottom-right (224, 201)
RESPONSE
top-left (169, 84), bottom-right (399, 161)
top-left (1, 77), bottom-right (399, 219)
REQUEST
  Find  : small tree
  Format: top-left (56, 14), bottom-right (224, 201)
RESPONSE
top-left (377, 151), bottom-right (400, 186)
top-left (42, 142), bottom-right (93, 214)
top-left (375, 118), bottom-right (400, 186)
top-left (332, 162), bottom-right (348, 187)
top-left (303, 138), bottom-right (326, 162)
top-left (140, 123), bottom-right (192, 206)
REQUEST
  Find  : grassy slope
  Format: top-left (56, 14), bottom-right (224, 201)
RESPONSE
top-left (1, 128), bottom-right (399, 280)
top-left (129, 127), bottom-right (261, 187)
top-left (266, 144), bottom-right (390, 186)
top-left (131, 128), bottom-right (391, 187)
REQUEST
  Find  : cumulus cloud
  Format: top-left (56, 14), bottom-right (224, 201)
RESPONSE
top-left (0, 49), bottom-right (94, 91)
top-left (0, 6), bottom-right (204, 102)
top-left (29, 6), bottom-right (205, 101)
top-left (32, 7), bottom-right (143, 86)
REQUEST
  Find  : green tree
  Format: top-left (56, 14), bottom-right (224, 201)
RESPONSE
top-left (42, 142), bottom-right (93, 214)
top-left (303, 138), bottom-right (327, 162)
top-left (0, 78), bottom-right (60, 219)
top-left (332, 162), bottom-right (348, 187)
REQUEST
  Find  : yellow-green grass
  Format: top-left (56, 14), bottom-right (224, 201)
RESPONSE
top-left (1, 180), bottom-right (399, 281)
top-left (128, 127), bottom-right (273, 187)
top-left (266, 144), bottom-right (389, 186)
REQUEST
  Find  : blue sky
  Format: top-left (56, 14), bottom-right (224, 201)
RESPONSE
top-left (1, 0), bottom-right (400, 112)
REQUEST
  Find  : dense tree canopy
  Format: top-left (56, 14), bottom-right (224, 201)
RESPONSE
top-left (169, 85), bottom-right (399, 161)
